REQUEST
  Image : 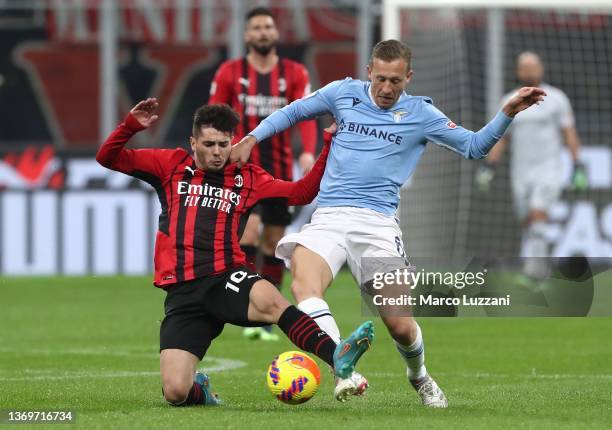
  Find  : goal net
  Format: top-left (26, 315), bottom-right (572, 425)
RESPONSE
top-left (383, 1), bottom-right (612, 259)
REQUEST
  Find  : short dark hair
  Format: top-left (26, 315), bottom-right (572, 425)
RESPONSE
top-left (370, 39), bottom-right (412, 69)
top-left (246, 6), bottom-right (274, 23)
top-left (192, 104), bottom-right (240, 136)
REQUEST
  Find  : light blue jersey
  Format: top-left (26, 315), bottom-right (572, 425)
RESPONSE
top-left (250, 78), bottom-right (512, 215)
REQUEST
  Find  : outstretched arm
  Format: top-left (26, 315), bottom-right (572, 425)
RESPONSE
top-left (96, 98), bottom-right (177, 178)
top-left (247, 126), bottom-right (335, 206)
top-left (424, 87), bottom-right (546, 159)
top-left (230, 79), bottom-right (344, 167)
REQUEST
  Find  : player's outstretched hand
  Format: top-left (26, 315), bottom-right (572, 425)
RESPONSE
top-left (130, 98), bottom-right (160, 128)
top-left (502, 87), bottom-right (546, 118)
top-left (230, 135), bottom-right (257, 167)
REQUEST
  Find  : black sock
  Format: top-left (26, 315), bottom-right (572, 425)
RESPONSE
top-left (277, 305), bottom-right (336, 367)
top-left (167, 382), bottom-right (205, 406)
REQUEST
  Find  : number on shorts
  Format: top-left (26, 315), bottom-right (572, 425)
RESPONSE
top-left (225, 282), bottom-right (239, 293)
top-left (225, 270), bottom-right (248, 293)
top-left (230, 270), bottom-right (248, 283)
top-left (395, 236), bottom-right (406, 258)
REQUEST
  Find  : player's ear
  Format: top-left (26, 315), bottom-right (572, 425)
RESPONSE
top-left (189, 136), bottom-right (196, 151)
top-left (405, 69), bottom-right (414, 85)
top-left (367, 64), bottom-right (372, 81)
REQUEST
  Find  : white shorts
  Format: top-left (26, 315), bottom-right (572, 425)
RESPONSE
top-left (276, 207), bottom-right (409, 285)
top-left (512, 168), bottom-right (562, 220)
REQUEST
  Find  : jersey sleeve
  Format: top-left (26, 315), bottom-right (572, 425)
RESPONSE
top-left (249, 79), bottom-right (345, 143)
top-left (245, 132), bottom-right (332, 206)
top-left (422, 98), bottom-right (513, 159)
top-left (208, 61), bottom-right (234, 104)
top-left (292, 64), bottom-right (317, 154)
top-left (95, 113), bottom-right (177, 179)
top-left (557, 90), bottom-right (576, 129)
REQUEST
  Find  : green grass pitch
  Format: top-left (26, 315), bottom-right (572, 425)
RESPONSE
top-left (1, 273), bottom-right (611, 429)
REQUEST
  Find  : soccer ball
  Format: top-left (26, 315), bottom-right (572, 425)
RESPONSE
top-left (266, 351), bottom-right (321, 404)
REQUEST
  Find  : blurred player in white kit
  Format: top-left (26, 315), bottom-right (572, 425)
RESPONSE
top-left (476, 51), bottom-right (587, 284)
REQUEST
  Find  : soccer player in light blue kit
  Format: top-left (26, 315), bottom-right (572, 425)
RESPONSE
top-left (231, 40), bottom-right (546, 406)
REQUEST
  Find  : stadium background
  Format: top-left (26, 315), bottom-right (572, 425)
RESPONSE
top-left (1, 2), bottom-right (611, 428)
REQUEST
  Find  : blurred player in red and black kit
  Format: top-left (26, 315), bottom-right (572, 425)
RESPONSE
top-left (209, 7), bottom-right (317, 340)
top-left (96, 98), bottom-right (373, 406)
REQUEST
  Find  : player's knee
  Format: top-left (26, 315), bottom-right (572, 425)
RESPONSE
top-left (253, 282), bottom-right (290, 320)
top-left (257, 297), bottom-right (289, 323)
top-left (268, 294), bottom-right (290, 320)
top-left (162, 381), bottom-right (191, 405)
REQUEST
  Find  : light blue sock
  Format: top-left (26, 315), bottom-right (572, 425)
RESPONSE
top-left (395, 323), bottom-right (427, 380)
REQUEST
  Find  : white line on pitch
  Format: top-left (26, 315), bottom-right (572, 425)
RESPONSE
top-left (0, 357), bottom-right (247, 382)
top-left (0, 346), bottom-right (159, 358)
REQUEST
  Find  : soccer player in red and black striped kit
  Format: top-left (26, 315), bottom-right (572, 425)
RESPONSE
top-left (96, 98), bottom-right (373, 406)
top-left (209, 7), bottom-right (317, 340)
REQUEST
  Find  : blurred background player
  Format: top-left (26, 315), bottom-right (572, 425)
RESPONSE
top-left (476, 51), bottom-right (587, 285)
top-left (208, 7), bottom-right (317, 341)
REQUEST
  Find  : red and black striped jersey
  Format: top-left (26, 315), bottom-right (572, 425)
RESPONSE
top-left (96, 114), bottom-right (330, 288)
top-left (209, 57), bottom-right (317, 180)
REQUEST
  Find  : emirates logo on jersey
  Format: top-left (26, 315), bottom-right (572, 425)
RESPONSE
top-left (234, 174), bottom-right (243, 187)
top-left (177, 181), bottom-right (241, 213)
